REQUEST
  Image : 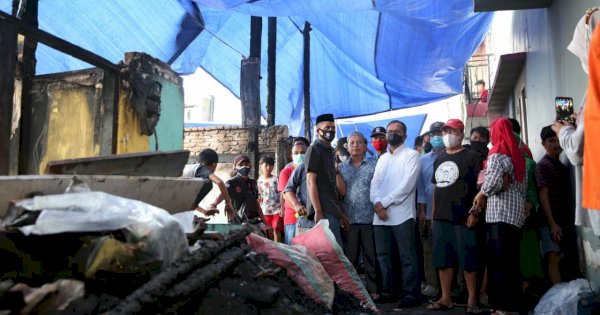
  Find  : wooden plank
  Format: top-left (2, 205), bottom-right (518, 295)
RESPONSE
top-left (0, 11), bottom-right (119, 72)
top-left (474, 0), bottom-right (553, 12)
top-left (0, 20), bottom-right (18, 175)
top-left (0, 175), bottom-right (209, 217)
top-left (45, 150), bottom-right (190, 177)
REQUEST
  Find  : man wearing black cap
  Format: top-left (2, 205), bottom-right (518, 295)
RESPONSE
top-left (370, 126), bottom-right (388, 159)
top-left (305, 113), bottom-right (348, 246)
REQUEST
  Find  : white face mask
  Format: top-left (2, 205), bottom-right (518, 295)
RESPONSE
top-left (443, 134), bottom-right (461, 148)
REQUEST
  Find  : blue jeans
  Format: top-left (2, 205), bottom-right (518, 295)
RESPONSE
top-left (285, 224), bottom-right (296, 245)
top-left (325, 213), bottom-right (343, 248)
top-left (374, 219), bottom-right (420, 300)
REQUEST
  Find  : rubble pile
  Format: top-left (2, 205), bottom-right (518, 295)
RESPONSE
top-left (0, 191), bottom-right (372, 314)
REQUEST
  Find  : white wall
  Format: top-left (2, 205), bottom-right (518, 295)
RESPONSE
top-left (489, 0), bottom-right (595, 161)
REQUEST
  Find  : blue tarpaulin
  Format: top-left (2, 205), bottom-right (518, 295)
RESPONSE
top-left (0, 1), bottom-right (491, 136)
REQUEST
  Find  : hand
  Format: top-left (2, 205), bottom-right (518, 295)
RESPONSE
top-left (419, 208), bottom-right (426, 226)
top-left (466, 214), bottom-right (479, 228)
top-left (196, 206), bottom-right (219, 216)
top-left (524, 202), bottom-right (533, 218)
top-left (473, 192), bottom-right (487, 210)
top-left (224, 204), bottom-right (235, 221)
top-left (314, 211), bottom-right (324, 223)
top-left (295, 204), bottom-right (307, 216)
top-left (204, 208), bottom-right (219, 216)
top-left (376, 208), bottom-right (389, 221)
top-left (550, 223), bottom-right (562, 244)
top-left (552, 119), bottom-right (575, 134)
top-left (340, 214), bottom-right (350, 232)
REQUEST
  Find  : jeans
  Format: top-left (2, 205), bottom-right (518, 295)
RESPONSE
top-left (285, 224), bottom-right (296, 245)
top-left (374, 219), bottom-right (420, 300)
top-left (325, 213), bottom-right (343, 248)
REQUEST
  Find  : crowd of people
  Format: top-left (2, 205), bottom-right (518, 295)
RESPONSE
top-left (182, 9), bottom-right (600, 315)
top-left (189, 112), bottom-right (587, 315)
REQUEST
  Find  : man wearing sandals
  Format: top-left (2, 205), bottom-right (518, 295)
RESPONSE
top-left (428, 119), bottom-right (482, 314)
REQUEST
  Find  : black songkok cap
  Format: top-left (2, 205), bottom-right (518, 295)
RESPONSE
top-left (316, 113), bottom-right (335, 124)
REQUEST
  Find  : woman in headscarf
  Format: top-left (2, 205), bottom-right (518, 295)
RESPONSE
top-left (553, 7), bottom-right (600, 237)
top-left (473, 118), bottom-right (526, 315)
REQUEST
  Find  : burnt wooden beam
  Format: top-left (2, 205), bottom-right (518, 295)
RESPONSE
top-left (303, 22), bottom-right (312, 140)
top-left (14, 0), bottom-right (38, 175)
top-left (266, 17), bottom-right (276, 127)
top-left (0, 10), bottom-right (119, 73)
top-left (474, 0), bottom-right (553, 12)
top-left (242, 16), bottom-right (263, 177)
top-left (0, 20), bottom-right (18, 175)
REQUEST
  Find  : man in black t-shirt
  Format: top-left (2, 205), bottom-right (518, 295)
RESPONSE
top-left (428, 119), bottom-right (481, 312)
top-left (305, 113), bottom-right (348, 246)
top-left (211, 155), bottom-right (267, 225)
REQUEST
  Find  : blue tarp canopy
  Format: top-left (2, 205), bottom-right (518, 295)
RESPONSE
top-left (1, 1), bottom-right (491, 135)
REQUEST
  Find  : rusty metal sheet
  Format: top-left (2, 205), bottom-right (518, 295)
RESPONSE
top-left (44, 150), bottom-right (190, 177)
top-left (0, 175), bottom-right (206, 218)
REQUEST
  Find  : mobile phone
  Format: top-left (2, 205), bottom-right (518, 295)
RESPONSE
top-left (555, 97), bottom-right (575, 123)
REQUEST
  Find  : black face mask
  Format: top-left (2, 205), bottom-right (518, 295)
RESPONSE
top-left (237, 166), bottom-right (251, 177)
top-left (469, 141), bottom-right (489, 154)
top-left (386, 133), bottom-right (404, 147)
top-left (319, 129), bottom-right (336, 142)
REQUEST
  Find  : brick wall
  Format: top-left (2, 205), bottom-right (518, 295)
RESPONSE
top-left (184, 125), bottom-right (290, 224)
top-left (184, 125), bottom-right (289, 163)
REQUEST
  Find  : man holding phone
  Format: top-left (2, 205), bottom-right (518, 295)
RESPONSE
top-left (536, 126), bottom-right (579, 284)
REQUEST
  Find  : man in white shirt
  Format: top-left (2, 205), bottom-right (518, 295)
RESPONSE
top-left (370, 120), bottom-right (421, 307)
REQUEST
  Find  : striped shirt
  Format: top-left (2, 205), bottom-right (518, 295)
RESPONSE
top-left (482, 153), bottom-right (526, 228)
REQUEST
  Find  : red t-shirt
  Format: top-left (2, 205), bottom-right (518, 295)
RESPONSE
top-left (278, 164), bottom-right (297, 225)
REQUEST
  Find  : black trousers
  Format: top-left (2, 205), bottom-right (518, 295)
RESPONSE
top-left (486, 222), bottom-right (523, 312)
top-left (345, 224), bottom-right (378, 294)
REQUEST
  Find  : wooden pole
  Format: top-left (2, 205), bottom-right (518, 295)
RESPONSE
top-left (303, 22), bottom-right (312, 141)
top-left (241, 16), bottom-right (262, 177)
top-left (266, 17), bottom-right (276, 127)
top-left (0, 20), bottom-right (18, 175)
top-left (11, 0), bottom-right (38, 175)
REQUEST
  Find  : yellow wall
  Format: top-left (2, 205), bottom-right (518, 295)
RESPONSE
top-left (116, 90), bottom-right (149, 154)
top-left (39, 87), bottom-right (99, 173)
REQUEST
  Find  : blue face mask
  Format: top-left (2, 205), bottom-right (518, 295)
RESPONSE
top-left (430, 136), bottom-right (445, 150)
top-left (292, 153), bottom-right (305, 165)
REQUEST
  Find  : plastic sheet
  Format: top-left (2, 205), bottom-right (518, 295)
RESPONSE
top-left (13, 191), bottom-right (189, 270)
top-left (534, 278), bottom-right (597, 315)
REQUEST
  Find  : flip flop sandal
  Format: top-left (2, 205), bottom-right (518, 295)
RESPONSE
top-left (426, 302), bottom-right (454, 311)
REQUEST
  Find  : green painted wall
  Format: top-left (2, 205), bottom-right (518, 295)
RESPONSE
top-left (150, 79), bottom-right (184, 151)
